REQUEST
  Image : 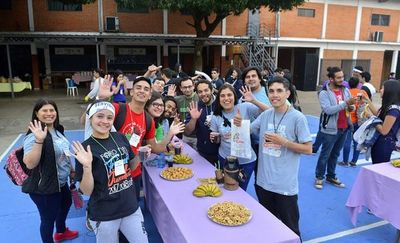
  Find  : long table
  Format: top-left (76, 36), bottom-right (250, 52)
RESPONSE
top-left (0, 82), bottom-right (32, 92)
top-left (143, 145), bottom-right (300, 243)
top-left (346, 162), bottom-right (400, 231)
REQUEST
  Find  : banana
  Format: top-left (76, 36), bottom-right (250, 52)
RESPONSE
top-left (392, 159), bottom-right (400, 167)
top-left (173, 154), bottom-right (193, 164)
top-left (192, 184), bottom-right (222, 197)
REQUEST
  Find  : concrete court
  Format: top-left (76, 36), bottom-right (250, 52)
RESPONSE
top-left (0, 87), bottom-right (382, 157)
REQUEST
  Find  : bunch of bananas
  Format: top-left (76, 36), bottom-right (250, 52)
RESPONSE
top-left (392, 159), bottom-right (400, 167)
top-left (173, 154), bottom-right (193, 164)
top-left (193, 184), bottom-right (222, 197)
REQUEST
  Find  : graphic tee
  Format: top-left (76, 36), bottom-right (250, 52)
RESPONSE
top-left (333, 89), bottom-right (348, 129)
top-left (113, 103), bottom-right (155, 177)
top-left (75, 132), bottom-right (138, 221)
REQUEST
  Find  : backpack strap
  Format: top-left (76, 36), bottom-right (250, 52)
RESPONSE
top-left (114, 103), bottom-right (127, 131)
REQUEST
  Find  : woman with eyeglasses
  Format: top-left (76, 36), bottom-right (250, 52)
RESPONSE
top-left (210, 84), bottom-right (268, 190)
top-left (145, 92), bottom-right (185, 144)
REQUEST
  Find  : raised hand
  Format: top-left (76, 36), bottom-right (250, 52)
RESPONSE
top-left (167, 84), bottom-right (176, 97)
top-left (98, 74), bottom-right (114, 99)
top-left (188, 101), bottom-right (202, 120)
top-left (72, 141), bottom-right (93, 169)
top-left (169, 121), bottom-right (185, 136)
top-left (148, 64), bottom-right (162, 74)
top-left (240, 85), bottom-right (255, 103)
top-left (233, 109), bottom-right (242, 127)
top-left (28, 119), bottom-right (47, 142)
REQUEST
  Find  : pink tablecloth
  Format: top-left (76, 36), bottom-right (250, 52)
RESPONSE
top-left (346, 162), bottom-right (400, 229)
top-left (143, 145), bottom-right (300, 243)
top-left (72, 74), bottom-right (92, 84)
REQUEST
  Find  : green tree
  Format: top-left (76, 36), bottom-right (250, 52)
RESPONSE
top-left (64, 0), bottom-right (304, 70)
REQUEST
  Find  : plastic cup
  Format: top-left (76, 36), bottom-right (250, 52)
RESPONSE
top-left (174, 143), bottom-right (182, 155)
top-left (210, 132), bottom-right (220, 143)
top-left (138, 146), bottom-right (150, 162)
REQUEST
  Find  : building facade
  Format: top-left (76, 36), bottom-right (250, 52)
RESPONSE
top-left (0, 0), bottom-right (399, 91)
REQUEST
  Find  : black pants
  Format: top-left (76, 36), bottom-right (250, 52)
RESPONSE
top-left (29, 185), bottom-right (72, 243)
top-left (255, 185), bottom-right (301, 237)
top-left (199, 151), bottom-right (218, 166)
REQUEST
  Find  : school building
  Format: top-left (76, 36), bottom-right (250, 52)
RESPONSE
top-left (0, 0), bottom-right (399, 91)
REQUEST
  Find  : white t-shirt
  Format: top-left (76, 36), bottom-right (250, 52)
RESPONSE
top-left (363, 82), bottom-right (376, 97)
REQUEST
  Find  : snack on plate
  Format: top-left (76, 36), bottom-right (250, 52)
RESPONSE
top-left (173, 154), bottom-right (193, 164)
top-left (160, 167), bottom-right (193, 181)
top-left (392, 159), bottom-right (400, 167)
top-left (197, 177), bottom-right (217, 184)
top-left (207, 201), bottom-right (252, 226)
top-left (193, 184), bottom-right (222, 197)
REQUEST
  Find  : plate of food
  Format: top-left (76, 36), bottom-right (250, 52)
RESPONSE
top-left (207, 201), bottom-right (252, 226)
top-left (160, 167), bottom-right (194, 181)
top-left (173, 154), bottom-right (193, 164)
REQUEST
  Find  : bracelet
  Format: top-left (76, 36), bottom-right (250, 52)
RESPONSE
top-left (35, 141), bottom-right (43, 144)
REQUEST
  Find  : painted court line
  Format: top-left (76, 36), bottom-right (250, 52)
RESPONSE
top-left (303, 220), bottom-right (389, 243)
top-left (0, 134), bottom-right (22, 163)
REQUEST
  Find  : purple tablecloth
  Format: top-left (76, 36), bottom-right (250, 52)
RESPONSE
top-left (143, 145), bottom-right (300, 243)
top-left (346, 162), bottom-right (400, 229)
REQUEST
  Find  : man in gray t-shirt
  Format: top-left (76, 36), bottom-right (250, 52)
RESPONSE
top-left (250, 77), bottom-right (312, 237)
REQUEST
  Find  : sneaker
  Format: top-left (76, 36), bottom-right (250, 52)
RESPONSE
top-left (338, 161), bottom-right (350, 167)
top-left (326, 177), bottom-right (346, 188)
top-left (367, 208), bottom-right (373, 215)
top-left (314, 179), bottom-right (324, 189)
top-left (54, 227), bottom-right (79, 242)
top-left (349, 162), bottom-right (357, 167)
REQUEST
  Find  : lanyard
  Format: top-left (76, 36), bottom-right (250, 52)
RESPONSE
top-left (91, 133), bottom-right (122, 157)
top-left (273, 106), bottom-right (289, 133)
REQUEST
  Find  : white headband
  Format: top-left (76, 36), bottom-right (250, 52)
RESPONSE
top-left (353, 68), bottom-right (363, 73)
top-left (88, 101), bottom-right (115, 118)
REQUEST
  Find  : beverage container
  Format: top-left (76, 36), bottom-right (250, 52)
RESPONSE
top-left (210, 132), bottom-right (220, 143)
top-left (223, 156), bottom-right (240, 191)
top-left (138, 146), bottom-right (150, 162)
top-left (174, 143), bottom-right (182, 155)
top-left (357, 93), bottom-right (363, 101)
top-left (215, 169), bottom-right (224, 184)
top-left (166, 154), bottom-right (174, 167)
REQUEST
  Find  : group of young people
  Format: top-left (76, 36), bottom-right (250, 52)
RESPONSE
top-left (20, 63), bottom-right (399, 242)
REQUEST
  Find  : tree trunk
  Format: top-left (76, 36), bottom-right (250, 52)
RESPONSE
top-left (193, 40), bottom-right (204, 71)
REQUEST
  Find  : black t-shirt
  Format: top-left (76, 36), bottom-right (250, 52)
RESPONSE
top-left (75, 132), bottom-right (138, 221)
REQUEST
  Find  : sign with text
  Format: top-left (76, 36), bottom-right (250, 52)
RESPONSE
top-left (55, 47), bottom-right (84, 55)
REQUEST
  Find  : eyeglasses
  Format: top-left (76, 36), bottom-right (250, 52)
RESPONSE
top-left (151, 102), bottom-right (164, 108)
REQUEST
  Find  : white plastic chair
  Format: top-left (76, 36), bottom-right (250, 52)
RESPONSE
top-left (66, 78), bottom-right (78, 96)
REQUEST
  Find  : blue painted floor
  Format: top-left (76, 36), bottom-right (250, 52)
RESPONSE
top-left (0, 116), bottom-right (398, 242)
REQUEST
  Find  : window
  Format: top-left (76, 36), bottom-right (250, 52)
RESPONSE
top-left (117, 4), bottom-right (148, 13)
top-left (297, 8), bottom-right (315, 17)
top-left (48, 0), bottom-right (82, 11)
top-left (0, 0), bottom-right (12, 10)
top-left (371, 14), bottom-right (390, 26)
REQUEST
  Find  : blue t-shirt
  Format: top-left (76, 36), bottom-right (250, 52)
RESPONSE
top-left (185, 100), bottom-right (219, 155)
top-left (251, 107), bottom-right (312, 195)
top-left (23, 129), bottom-right (72, 187)
top-left (373, 106), bottom-right (400, 157)
top-left (210, 102), bottom-right (260, 164)
top-left (112, 81), bottom-right (126, 103)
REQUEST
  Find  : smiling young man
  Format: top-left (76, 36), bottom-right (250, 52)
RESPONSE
top-left (175, 77), bottom-right (199, 148)
top-left (314, 67), bottom-right (356, 190)
top-left (185, 80), bottom-right (219, 163)
top-left (250, 76), bottom-right (312, 237)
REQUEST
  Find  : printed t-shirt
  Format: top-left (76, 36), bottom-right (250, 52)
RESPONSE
top-left (75, 132), bottom-right (138, 221)
top-left (113, 103), bottom-right (155, 177)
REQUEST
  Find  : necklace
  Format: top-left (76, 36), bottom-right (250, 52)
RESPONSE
top-left (273, 105), bottom-right (289, 133)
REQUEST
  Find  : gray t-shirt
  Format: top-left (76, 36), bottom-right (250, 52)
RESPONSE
top-left (251, 107), bottom-right (311, 195)
top-left (24, 129), bottom-right (72, 187)
top-left (210, 102), bottom-right (259, 164)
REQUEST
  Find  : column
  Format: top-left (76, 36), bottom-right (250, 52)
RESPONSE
top-left (321, 1), bottom-right (328, 39)
top-left (354, 3), bottom-right (362, 41)
top-left (391, 50), bottom-right (399, 73)
top-left (316, 47), bottom-right (324, 87)
top-left (31, 43), bottom-right (40, 90)
top-left (99, 44), bottom-right (107, 72)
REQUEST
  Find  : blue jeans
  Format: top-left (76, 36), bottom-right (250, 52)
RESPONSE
top-left (315, 129), bottom-right (348, 179)
top-left (342, 124), bottom-right (361, 163)
top-left (29, 185), bottom-right (72, 243)
top-left (218, 155), bottom-right (255, 191)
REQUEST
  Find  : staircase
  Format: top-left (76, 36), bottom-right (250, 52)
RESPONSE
top-left (240, 23), bottom-right (277, 75)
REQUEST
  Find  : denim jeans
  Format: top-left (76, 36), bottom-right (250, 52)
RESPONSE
top-left (315, 128), bottom-right (348, 179)
top-left (342, 124), bottom-right (360, 163)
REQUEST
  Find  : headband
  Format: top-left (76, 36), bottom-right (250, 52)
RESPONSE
top-left (352, 68), bottom-right (363, 74)
top-left (87, 101), bottom-right (115, 119)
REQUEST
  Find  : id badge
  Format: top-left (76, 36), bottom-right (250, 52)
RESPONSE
top-left (114, 159), bottom-right (125, 176)
top-left (262, 142), bottom-right (282, 157)
top-left (129, 133), bottom-right (141, 147)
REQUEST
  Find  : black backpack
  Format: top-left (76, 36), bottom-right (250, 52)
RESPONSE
top-left (113, 103), bottom-right (153, 145)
